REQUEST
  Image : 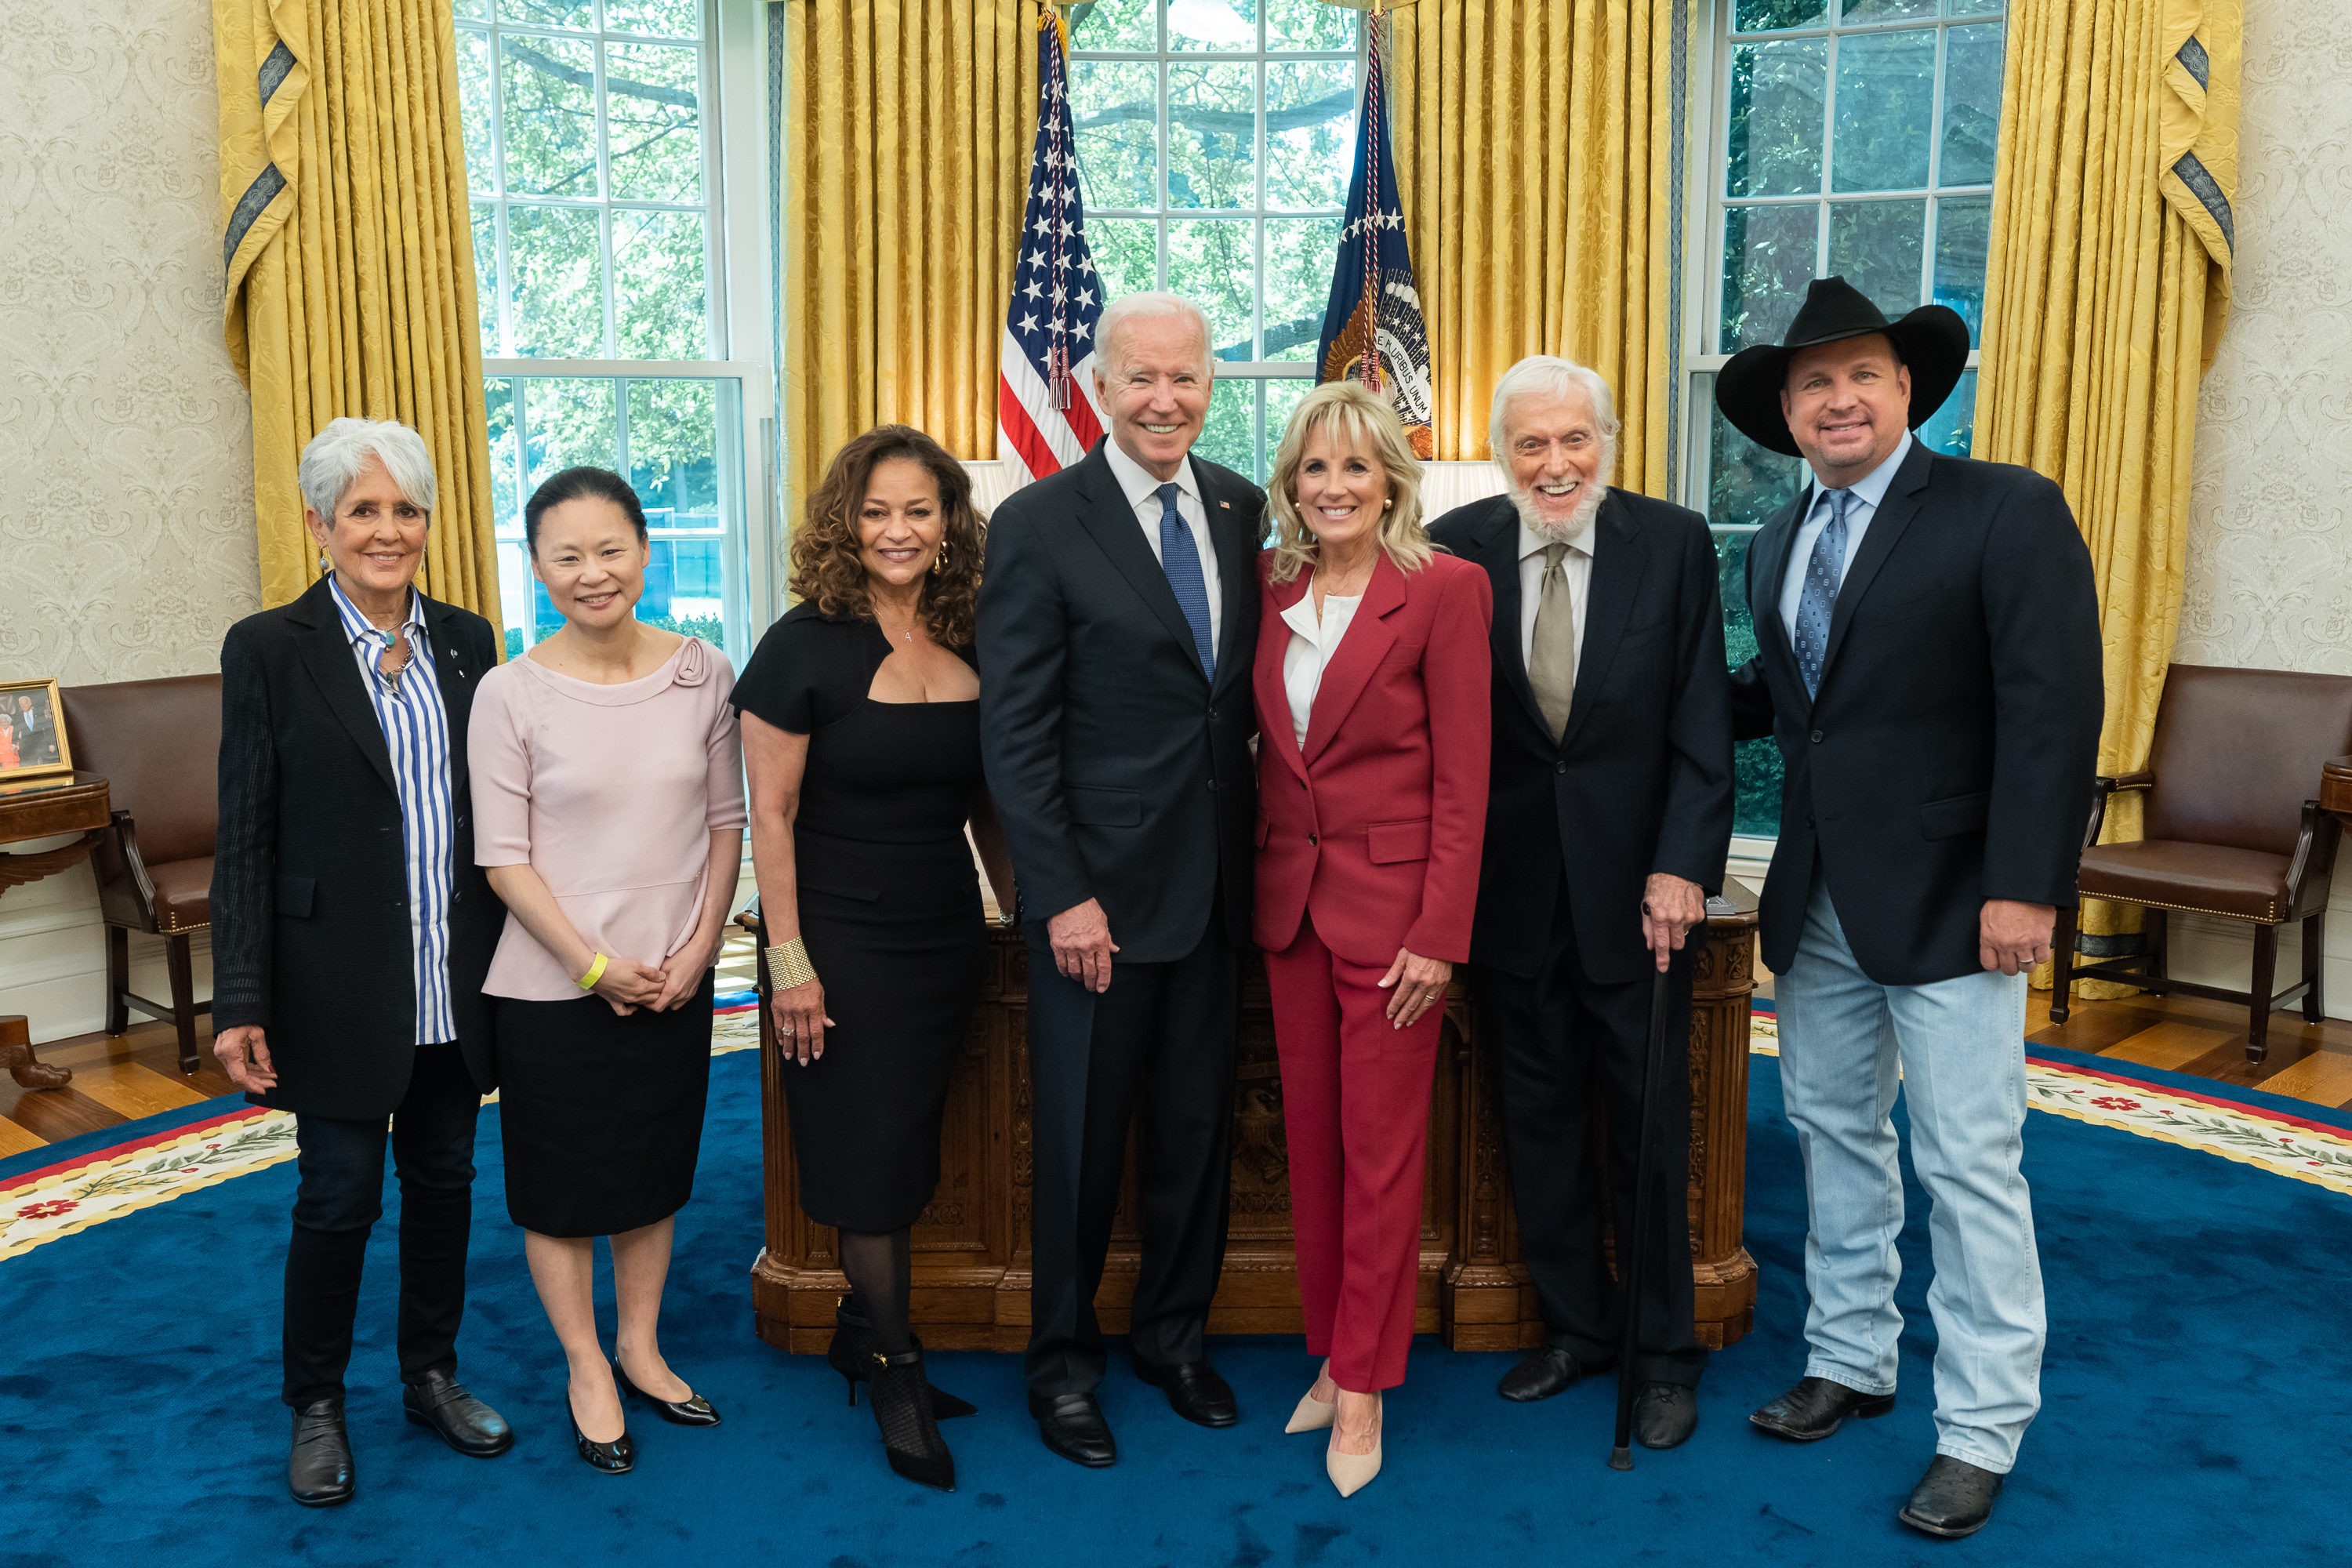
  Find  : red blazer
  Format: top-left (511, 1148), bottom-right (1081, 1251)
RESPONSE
top-left (1251, 548), bottom-right (1493, 967)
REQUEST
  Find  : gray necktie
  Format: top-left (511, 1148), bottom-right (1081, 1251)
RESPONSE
top-left (1792, 488), bottom-right (1853, 699)
top-left (1528, 542), bottom-right (1577, 743)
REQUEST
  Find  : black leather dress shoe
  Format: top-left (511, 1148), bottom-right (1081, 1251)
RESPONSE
top-left (1497, 1345), bottom-right (1604, 1403)
top-left (1900, 1455), bottom-right (2004, 1537)
top-left (1134, 1359), bottom-right (1239, 1428)
top-left (1749, 1374), bottom-right (1895, 1442)
top-left (1029, 1391), bottom-right (1117, 1468)
top-left (402, 1368), bottom-right (514, 1457)
top-left (1633, 1382), bottom-right (1699, 1450)
top-left (288, 1399), bottom-right (354, 1508)
top-left (615, 1359), bottom-right (721, 1427)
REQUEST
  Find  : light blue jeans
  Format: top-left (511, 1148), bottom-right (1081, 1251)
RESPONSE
top-left (1775, 876), bottom-right (2044, 1474)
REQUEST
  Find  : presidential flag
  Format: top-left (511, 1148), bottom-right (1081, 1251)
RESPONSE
top-left (996, 13), bottom-right (1107, 486)
top-left (1314, 13), bottom-right (1433, 459)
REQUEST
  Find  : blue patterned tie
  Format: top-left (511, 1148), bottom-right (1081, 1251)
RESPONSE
top-left (1156, 481), bottom-right (1215, 681)
top-left (1792, 488), bottom-right (1853, 699)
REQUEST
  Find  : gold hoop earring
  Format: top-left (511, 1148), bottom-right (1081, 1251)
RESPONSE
top-left (931, 544), bottom-right (948, 576)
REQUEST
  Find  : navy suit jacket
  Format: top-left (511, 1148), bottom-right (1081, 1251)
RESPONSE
top-left (1430, 488), bottom-right (1734, 985)
top-left (1730, 441), bottom-right (2104, 985)
top-left (978, 441), bottom-right (1268, 961)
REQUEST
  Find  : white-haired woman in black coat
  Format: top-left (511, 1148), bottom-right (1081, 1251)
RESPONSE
top-left (211, 416), bottom-right (513, 1508)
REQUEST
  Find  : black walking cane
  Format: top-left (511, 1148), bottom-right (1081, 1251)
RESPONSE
top-left (1608, 966), bottom-right (1675, 1472)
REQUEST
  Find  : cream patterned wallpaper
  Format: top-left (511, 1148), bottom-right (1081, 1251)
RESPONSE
top-left (0, 0), bottom-right (260, 691)
top-left (2175, 0), bottom-right (2352, 674)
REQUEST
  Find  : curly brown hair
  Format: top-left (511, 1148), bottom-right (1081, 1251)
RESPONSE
top-left (790, 425), bottom-right (985, 648)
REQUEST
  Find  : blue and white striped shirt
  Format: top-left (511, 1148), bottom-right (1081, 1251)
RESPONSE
top-left (326, 575), bottom-right (457, 1047)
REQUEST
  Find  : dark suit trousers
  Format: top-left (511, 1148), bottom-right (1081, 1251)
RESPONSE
top-left (1475, 869), bottom-right (1708, 1388)
top-left (1024, 906), bottom-right (1238, 1399)
top-left (281, 1041), bottom-right (481, 1407)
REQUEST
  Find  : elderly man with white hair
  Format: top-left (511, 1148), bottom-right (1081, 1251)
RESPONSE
top-left (979, 292), bottom-right (1268, 1468)
top-left (212, 417), bottom-right (512, 1505)
top-left (1428, 357), bottom-right (1735, 1450)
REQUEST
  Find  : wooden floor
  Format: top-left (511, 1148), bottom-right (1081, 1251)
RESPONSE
top-left (5, 979), bottom-right (2348, 1161)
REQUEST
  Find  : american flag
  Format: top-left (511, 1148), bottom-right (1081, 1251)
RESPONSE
top-left (996, 13), bottom-right (1107, 486)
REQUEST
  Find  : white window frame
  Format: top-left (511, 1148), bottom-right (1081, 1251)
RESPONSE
top-left (459, 0), bottom-right (778, 651)
top-left (1067, 9), bottom-right (1367, 480)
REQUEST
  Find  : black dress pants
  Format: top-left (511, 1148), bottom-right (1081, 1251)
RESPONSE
top-left (1474, 869), bottom-right (1708, 1388)
top-left (281, 1041), bottom-right (481, 1407)
top-left (1024, 907), bottom-right (1238, 1399)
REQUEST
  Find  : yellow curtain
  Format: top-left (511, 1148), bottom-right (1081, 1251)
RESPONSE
top-left (780, 0), bottom-right (1034, 525)
top-left (1975, 0), bottom-right (2240, 995)
top-left (1387, 0), bottom-right (1676, 491)
top-left (216, 0), bottom-right (499, 617)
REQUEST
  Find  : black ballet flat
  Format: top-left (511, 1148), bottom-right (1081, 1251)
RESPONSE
top-left (614, 1359), bottom-right (721, 1427)
top-left (568, 1397), bottom-right (635, 1474)
top-left (828, 1298), bottom-right (979, 1420)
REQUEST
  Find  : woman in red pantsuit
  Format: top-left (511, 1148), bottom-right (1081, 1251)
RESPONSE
top-left (1251, 382), bottom-right (1492, 1497)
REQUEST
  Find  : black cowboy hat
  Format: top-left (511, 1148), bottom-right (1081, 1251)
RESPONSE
top-left (1714, 277), bottom-right (1970, 458)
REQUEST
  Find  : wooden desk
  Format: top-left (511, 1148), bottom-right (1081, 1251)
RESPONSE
top-left (748, 892), bottom-right (1762, 1355)
top-left (2325, 756), bottom-right (2352, 835)
top-left (0, 772), bottom-right (111, 1089)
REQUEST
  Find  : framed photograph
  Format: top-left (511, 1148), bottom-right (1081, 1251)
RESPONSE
top-left (0, 678), bottom-right (73, 782)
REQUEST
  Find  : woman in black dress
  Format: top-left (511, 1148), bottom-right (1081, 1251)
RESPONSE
top-left (734, 425), bottom-right (1014, 1492)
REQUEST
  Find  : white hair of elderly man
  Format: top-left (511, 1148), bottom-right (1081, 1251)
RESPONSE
top-left (1093, 291), bottom-right (1216, 383)
top-left (1490, 354), bottom-right (1621, 541)
top-left (297, 416), bottom-right (438, 522)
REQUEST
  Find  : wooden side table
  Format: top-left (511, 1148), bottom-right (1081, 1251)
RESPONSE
top-left (0, 771), bottom-right (112, 1089)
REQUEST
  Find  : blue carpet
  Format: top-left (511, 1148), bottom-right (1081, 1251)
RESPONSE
top-left (5, 1049), bottom-right (2349, 1567)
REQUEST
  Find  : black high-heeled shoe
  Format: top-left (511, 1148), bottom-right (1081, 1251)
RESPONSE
top-left (614, 1359), bottom-right (721, 1427)
top-left (866, 1347), bottom-right (955, 1492)
top-left (567, 1392), bottom-right (635, 1475)
top-left (827, 1297), bottom-right (978, 1420)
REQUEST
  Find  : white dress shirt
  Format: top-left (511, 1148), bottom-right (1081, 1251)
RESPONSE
top-left (1777, 430), bottom-right (1913, 644)
top-left (1516, 511), bottom-right (1595, 671)
top-left (1279, 587), bottom-right (1363, 748)
top-left (1103, 435), bottom-right (1223, 658)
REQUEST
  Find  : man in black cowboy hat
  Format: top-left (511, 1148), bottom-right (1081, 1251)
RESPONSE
top-left (1719, 278), bottom-right (2102, 1539)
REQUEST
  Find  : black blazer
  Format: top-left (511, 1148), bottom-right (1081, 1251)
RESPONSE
top-left (978, 441), bottom-right (1267, 962)
top-left (1431, 489), bottom-right (1734, 985)
top-left (211, 576), bottom-right (505, 1119)
top-left (1730, 441), bottom-right (2104, 985)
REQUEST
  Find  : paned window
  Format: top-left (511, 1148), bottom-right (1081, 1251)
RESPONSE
top-left (1066, 0), bottom-right (1363, 481)
top-left (1688, 0), bottom-right (2005, 837)
top-left (456, 0), bottom-right (753, 662)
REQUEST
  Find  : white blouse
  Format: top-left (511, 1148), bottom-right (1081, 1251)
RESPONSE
top-left (1279, 587), bottom-right (1364, 748)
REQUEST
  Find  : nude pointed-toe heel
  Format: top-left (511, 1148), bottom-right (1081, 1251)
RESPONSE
top-left (1326, 1431), bottom-right (1382, 1497)
top-left (1286, 1390), bottom-right (1337, 1434)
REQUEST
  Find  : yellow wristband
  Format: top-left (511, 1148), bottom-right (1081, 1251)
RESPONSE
top-left (575, 953), bottom-right (608, 991)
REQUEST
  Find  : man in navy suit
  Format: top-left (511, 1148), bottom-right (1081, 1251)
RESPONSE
top-left (1719, 278), bottom-right (2103, 1538)
top-left (979, 293), bottom-right (1268, 1468)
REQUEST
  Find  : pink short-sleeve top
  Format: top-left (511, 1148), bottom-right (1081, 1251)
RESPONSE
top-left (469, 636), bottom-right (748, 1000)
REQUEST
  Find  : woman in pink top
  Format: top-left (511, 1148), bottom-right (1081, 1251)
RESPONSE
top-left (469, 467), bottom-right (746, 1475)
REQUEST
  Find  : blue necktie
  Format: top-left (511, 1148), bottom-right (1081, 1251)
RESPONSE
top-left (1156, 481), bottom-right (1215, 681)
top-left (1792, 487), bottom-right (1853, 699)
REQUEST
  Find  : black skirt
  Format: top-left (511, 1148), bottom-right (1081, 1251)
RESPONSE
top-left (492, 970), bottom-right (715, 1237)
top-left (784, 829), bottom-right (985, 1234)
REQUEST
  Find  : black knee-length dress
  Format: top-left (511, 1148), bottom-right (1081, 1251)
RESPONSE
top-left (733, 604), bottom-right (988, 1234)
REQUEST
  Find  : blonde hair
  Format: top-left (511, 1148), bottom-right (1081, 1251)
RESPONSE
top-left (1265, 381), bottom-right (1431, 586)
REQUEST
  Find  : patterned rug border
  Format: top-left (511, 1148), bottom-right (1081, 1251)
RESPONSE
top-left (8, 1004), bottom-right (2344, 1261)
top-left (1747, 1011), bottom-right (2352, 1197)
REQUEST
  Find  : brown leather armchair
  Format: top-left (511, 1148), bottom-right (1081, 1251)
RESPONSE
top-left (2051, 664), bottom-right (2352, 1062)
top-left (57, 675), bottom-right (223, 1073)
